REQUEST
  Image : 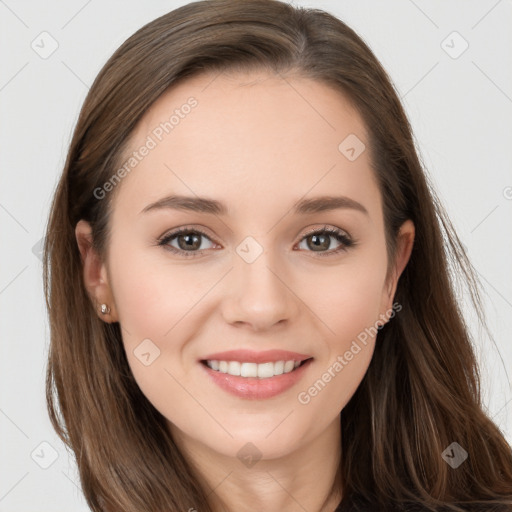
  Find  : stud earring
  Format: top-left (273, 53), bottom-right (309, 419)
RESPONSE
top-left (100, 303), bottom-right (111, 315)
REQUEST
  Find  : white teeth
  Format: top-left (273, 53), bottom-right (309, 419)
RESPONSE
top-left (205, 359), bottom-right (306, 378)
top-left (284, 360), bottom-right (295, 373)
top-left (274, 360), bottom-right (284, 374)
top-left (257, 362), bottom-right (274, 378)
top-left (228, 361), bottom-right (241, 376)
top-left (241, 362), bottom-right (258, 378)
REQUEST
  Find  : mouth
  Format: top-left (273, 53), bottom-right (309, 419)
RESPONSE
top-left (200, 357), bottom-right (313, 379)
top-left (199, 357), bottom-right (314, 400)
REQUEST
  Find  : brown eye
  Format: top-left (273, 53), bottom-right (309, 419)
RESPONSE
top-left (297, 226), bottom-right (354, 256)
top-left (176, 232), bottom-right (202, 251)
top-left (305, 232), bottom-right (332, 251)
top-left (158, 228), bottom-right (215, 258)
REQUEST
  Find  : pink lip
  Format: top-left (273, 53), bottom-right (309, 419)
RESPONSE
top-left (200, 349), bottom-right (312, 364)
top-left (199, 358), bottom-right (314, 400)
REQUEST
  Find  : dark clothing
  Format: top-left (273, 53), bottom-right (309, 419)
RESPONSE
top-left (334, 497), bottom-right (512, 511)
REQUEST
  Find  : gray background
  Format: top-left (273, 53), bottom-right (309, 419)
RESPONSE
top-left (1, 0), bottom-right (511, 510)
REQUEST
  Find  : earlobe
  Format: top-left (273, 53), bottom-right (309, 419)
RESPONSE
top-left (75, 220), bottom-right (117, 322)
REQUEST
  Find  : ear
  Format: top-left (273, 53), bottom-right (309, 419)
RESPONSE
top-left (379, 219), bottom-right (415, 323)
top-left (75, 219), bottom-right (118, 323)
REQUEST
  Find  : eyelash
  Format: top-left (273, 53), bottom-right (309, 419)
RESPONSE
top-left (157, 225), bottom-right (356, 259)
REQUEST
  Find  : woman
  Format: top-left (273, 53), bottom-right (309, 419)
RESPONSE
top-left (43, 0), bottom-right (512, 510)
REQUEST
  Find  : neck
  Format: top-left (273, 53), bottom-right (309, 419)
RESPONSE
top-left (170, 417), bottom-right (343, 512)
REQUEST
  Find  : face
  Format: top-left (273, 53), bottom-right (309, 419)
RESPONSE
top-left (77, 69), bottom-right (414, 462)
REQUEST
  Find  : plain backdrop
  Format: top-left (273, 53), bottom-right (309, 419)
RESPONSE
top-left (1, 1), bottom-right (511, 510)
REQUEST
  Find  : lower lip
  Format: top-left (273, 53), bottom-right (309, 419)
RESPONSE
top-left (199, 359), bottom-right (313, 400)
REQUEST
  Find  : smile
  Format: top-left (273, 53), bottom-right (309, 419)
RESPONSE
top-left (203, 359), bottom-right (308, 379)
top-left (199, 358), bottom-right (314, 399)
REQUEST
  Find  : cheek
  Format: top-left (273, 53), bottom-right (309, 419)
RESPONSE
top-left (330, 269), bottom-right (384, 335)
top-left (296, 249), bottom-right (386, 408)
top-left (109, 251), bottom-right (212, 414)
top-left (306, 252), bottom-right (387, 342)
top-left (108, 245), bottom-right (237, 398)
top-left (110, 244), bottom-right (214, 340)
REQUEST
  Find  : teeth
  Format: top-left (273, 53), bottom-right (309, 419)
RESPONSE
top-left (228, 361), bottom-right (241, 376)
top-left (205, 359), bottom-right (305, 378)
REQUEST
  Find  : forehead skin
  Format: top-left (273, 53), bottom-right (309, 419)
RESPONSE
top-left (109, 70), bottom-right (382, 252)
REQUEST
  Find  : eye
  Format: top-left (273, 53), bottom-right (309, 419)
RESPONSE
top-left (296, 225), bottom-right (355, 257)
top-left (157, 227), bottom-right (216, 258)
top-left (157, 224), bottom-right (355, 258)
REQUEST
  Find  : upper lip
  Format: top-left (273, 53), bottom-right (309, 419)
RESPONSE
top-left (200, 349), bottom-right (313, 364)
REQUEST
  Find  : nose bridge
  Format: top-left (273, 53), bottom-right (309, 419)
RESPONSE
top-left (236, 233), bottom-right (285, 300)
top-left (222, 234), bottom-right (297, 329)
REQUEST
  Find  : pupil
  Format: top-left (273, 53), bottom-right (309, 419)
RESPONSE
top-left (180, 233), bottom-right (200, 250)
top-left (311, 234), bottom-right (329, 251)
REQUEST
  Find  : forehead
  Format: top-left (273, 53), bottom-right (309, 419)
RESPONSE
top-left (110, 69), bottom-right (380, 222)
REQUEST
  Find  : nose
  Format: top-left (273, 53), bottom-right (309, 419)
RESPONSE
top-left (220, 244), bottom-right (299, 332)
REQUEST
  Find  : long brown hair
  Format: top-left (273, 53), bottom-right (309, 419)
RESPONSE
top-left (43, 1), bottom-right (512, 510)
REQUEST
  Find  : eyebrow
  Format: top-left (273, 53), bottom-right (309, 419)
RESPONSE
top-left (140, 194), bottom-right (369, 216)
